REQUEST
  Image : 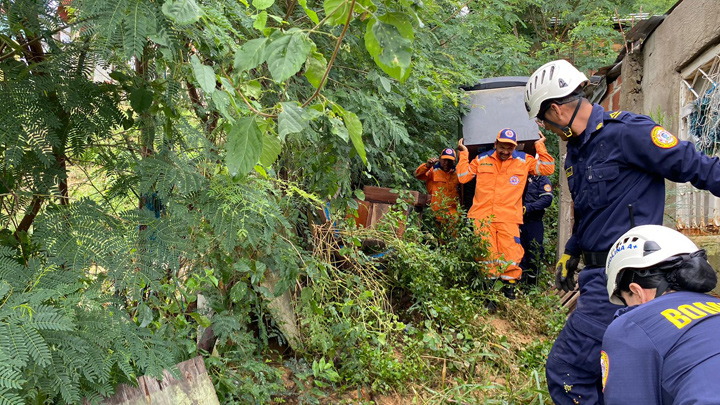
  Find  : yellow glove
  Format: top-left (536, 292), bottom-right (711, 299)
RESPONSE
top-left (555, 254), bottom-right (580, 292)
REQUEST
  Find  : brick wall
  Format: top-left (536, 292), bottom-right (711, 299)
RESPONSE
top-left (600, 75), bottom-right (623, 110)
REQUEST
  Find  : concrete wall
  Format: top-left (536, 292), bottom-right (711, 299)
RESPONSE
top-left (640, 0), bottom-right (720, 290)
top-left (599, 0), bottom-right (720, 289)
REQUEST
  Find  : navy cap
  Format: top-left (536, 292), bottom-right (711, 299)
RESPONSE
top-left (496, 128), bottom-right (518, 145)
top-left (440, 148), bottom-right (456, 161)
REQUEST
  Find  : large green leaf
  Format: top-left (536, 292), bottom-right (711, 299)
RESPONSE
top-left (298, 0), bottom-right (319, 24)
top-left (259, 133), bottom-right (282, 167)
top-left (332, 105), bottom-right (366, 164)
top-left (252, 0), bottom-right (275, 10)
top-left (129, 87), bottom-right (154, 114)
top-left (364, 13), bottom-right (414, 82)
top-left (211, 91), bottom-right (233, 121)
top-left (278, 102), bottom-right (308, 141)
top-left (304, 50), bottom-right (327, 88)
top-left (161, 0), bottom-right (201, 25)
top-left (253, 11), bottom-right (268, 30)
top-left (234, 38), bottom-right (267, 72)
top-left (190, 55), bottom-right (216, 95)
top-left (343, 111), bottom-right (366, 164)
top-left (241, 80), bottom-right (263, 99)
top-left (226, 117), bottom-right (264, 177)
top-left (265, 30), bottom-right (312, 82)
top-left (323, 0), bottom-right (350, 26)
top-left (330, 116), bottom-right (348, 142)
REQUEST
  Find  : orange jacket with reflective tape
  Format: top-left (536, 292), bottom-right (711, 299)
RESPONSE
top-left (415, 163), bottom-right (459, 213)
top-left (456, 142), bottom-right (555, 224)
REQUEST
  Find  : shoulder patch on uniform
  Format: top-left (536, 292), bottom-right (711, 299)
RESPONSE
top-left (544, 184), bottom-right (552, 192)
top-left (601, 350), bottom-right (609, 392)
top-left (565, 166), bottom-right (573, 178)
top-left (651, 126), bottom-right (678, 149)
top-left (609, 111), bottom-right (622, 119)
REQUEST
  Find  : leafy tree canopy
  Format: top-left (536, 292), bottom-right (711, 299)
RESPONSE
top-left (0, 0), bottom-right (675, 402)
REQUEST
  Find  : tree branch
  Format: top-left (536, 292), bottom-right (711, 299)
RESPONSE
top-left (430, 2), bottom-right (470, 33)
top-left (15, 196), bottom-right (44, 236)
top-left (301, 0), bottom-right (356, 108)
top-left (283, 0), bottom-right (298, 22)
top-left (0, 19), bottom-right (90, 63)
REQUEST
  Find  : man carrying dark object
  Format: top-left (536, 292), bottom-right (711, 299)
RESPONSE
top-left (519, 175), bottom-right (553, 285)
top-left (456, 129), bottom-right (554, 284)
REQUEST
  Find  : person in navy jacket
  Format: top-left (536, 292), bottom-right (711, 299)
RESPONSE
top-left (525, 59), bottom-right (720, 405)
top-left (602, 225), bottom-right (720, 404)
top-left (520, 175), bottom-right (553, 284)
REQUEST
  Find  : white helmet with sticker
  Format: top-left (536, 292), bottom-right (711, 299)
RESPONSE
top-left (605, 225), bottom-right (700, 305)
top-left (525, 59), bottom-right (589, 119)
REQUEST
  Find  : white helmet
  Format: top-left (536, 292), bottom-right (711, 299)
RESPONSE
top-left (524, 59), bottom-right (589, 119)
top-left (605, 225), bottom-right (700, 305)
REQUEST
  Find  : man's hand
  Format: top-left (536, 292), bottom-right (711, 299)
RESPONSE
top-left (426, 157), bottom-right (439, 168)
top-left (457, 138), bottom-right (468, 152)
top-left (555, 254), bottom-right (580, 292)
top-left (535, 131), bottom-right (546, 145)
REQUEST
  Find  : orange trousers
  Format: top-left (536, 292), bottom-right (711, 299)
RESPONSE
top-left (473, 219), bottom-right (523, 281)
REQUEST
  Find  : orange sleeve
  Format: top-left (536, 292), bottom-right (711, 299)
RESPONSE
top-left (415, 163), bottom-right (431, 181)
top-left (528, 142), bottom-right (555, 176)
top-left (456, 150), bottom-right (476, 184)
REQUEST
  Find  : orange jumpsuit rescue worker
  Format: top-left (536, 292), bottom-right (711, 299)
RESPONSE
top-left (415, 148), bottom-right (460, 217)
top-left (456, 129), bottom-right (555, 282)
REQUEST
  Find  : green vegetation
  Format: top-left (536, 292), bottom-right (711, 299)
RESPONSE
top-left (0, 0), bottom-right (674, 403)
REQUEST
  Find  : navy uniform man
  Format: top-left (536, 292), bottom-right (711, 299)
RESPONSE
top-left (519, 175), bottom-right (553, 284)
top-left (524, 59), bottom-right (720, 405)
top-left (602, 225), bottom-right (720, 404)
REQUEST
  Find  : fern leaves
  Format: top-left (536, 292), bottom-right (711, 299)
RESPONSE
top-left (0, 367), bottom-right (24, 391)
top-left (0, 235), bottom-right (178, 404)
top-left (77, 0), bottom-right (170, 59)
top-left (0, 389), bottom-right (23, 405)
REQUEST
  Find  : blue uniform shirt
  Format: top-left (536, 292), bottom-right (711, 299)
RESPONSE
top-left (523, 175), bottom-right (553, 222)
top-left (564, 105), bottom-right (720, 256)
top-left (601, 291), bottom-right (720, 404)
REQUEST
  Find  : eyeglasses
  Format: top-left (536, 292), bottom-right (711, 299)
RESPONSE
top-left (536, 103), bottom-right (554, 122)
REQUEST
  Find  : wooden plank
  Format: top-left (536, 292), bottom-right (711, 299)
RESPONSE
top-left (417, 193), bottom-right (431, 207)
top-left (563, 292), bottom-right (579, 313)
top-left (363, 186), bottom-right (421, 206)
top-left (559, 289), bottom-right (576, 306)
top-left (353, 199), bottom-right (372, 228)
top-left (369, 203), bottom-right (392, 227)
top-left (90, 357), bottom-right (220, 405)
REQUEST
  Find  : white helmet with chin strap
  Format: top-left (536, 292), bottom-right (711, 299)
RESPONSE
top-left (524, 59), bottom-right (589, 119)
top-left (605, 225), bottom-right (715, 305)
